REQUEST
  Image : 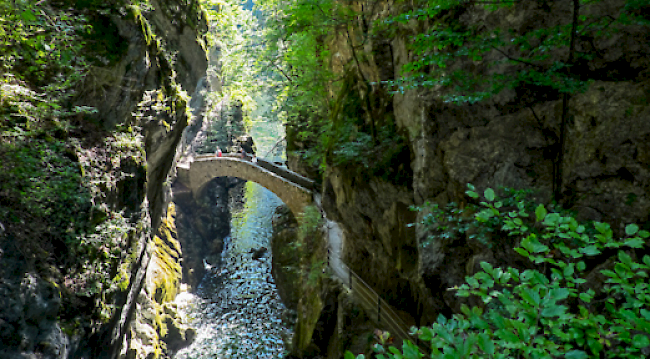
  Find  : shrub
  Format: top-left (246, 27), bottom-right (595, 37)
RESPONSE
top-left (348, 185), bottom-right (650, 359)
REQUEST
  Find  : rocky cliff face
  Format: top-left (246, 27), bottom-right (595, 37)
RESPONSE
top-left (123, 205), bottom-right (196, 359)
top-left (284, 0), bottom-right (650, 353)
top-left (0, 1), bottom-right (208, 358)
top-left (270, 204), bottom-right (341, 358)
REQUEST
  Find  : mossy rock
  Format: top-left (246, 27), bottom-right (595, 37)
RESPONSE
top-left (150, 204), bottom-right (182, 303)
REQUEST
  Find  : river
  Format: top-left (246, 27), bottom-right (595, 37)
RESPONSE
top-left (174, 118), bottom-right (290, 358)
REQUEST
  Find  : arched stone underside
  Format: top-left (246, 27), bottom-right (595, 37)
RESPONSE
top-left (175, 156), bottom-right (313, 216)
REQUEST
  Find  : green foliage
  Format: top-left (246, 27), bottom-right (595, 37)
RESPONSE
top-left (350, 186), bottom-right (650, 358)
top-left (1, 0), bottom-right (90, 89)
top-left (383, 0), bottom-right (650, 104)
top-left (257, 0), bottom-right (369, 171)
top-left (295, 108), bottom-right (410, 183)
top-left (413, 186), bottom-right (536, 249)
top-left (298, 204), bottom-right (324, 239)
top-left (201, 0), bottom-right (263, 122)
top-left (0, 1), bottom-right (151, 326)
top-left (294, 205), bottom-right (328, 283)
top-left (1, 1), bottom-right (94, 262)
top-left (0, 134), bottom-right (91, 250)
top-left (205, 0), bottom-right (407, 177)
top-left (280, 204), bottom-right (324, 264)
top-left (257, 0), bottom-right (336, 126)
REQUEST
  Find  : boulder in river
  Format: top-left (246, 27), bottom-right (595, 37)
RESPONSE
top-left (250, 247), bottom-right (268, 260)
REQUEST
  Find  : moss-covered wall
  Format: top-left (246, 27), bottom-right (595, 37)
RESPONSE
top-left (124, 203), bottom-right (195, 359)
top-left (0, 0), bottom-right (208, 358)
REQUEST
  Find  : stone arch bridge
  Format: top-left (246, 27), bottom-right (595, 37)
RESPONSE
top-left (175, 154), bottom-right (315, 216)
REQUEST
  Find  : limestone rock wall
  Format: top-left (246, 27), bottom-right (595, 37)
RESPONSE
top-left (394, 1), bottom-right (650, 321)
top-left (321, 168), bottom-right (420, 317)
top-left (0, 1), bottom-right (208, 358)
top-left (123, 205), bottom-right (195, 359)
top-left (286, 0), bottom-right (650, 351)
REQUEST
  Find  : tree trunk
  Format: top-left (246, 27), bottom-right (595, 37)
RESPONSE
top-left (553, 0), bottom-right (580, 202)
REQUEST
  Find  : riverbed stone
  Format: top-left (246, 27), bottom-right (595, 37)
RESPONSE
top-left (173, 186), bottom-right (289, 359)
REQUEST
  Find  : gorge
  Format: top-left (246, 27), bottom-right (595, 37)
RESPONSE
top-left (1, 0), bottom-right (650, 358)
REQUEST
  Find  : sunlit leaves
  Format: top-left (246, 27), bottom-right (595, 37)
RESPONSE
top-left (383, 0), bottom-right (648, 104)
top-left (20, 9), bottom-right (37, 21)
top-left (1, 1), bottom-right (90, 84)
top-left (376, 185), bottom-right (650, 359)
top-left (200, 0), bottom-right (264, 119)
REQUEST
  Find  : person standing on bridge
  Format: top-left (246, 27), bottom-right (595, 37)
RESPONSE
top-left (239, 148), bottom-right (247, 160)
top-left (216, 147), bottom-right (222, 157)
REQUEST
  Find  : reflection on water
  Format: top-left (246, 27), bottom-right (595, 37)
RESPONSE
top-left (174, 182), bottom-right (289, 359)
top-left (230, 183), bottom-right (282, 254)
top-left (174, 119), bottom-right (289, 358)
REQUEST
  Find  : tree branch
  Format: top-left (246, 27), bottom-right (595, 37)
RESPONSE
top-left (553, 0), bottom-right (580, 202)
top-left (492, 46), bottom-right (545, 71)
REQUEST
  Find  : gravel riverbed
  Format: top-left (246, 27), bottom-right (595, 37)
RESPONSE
top-left (174, 183), bottom-right (291, 359)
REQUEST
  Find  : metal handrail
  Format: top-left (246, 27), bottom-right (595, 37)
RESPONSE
top-left (326, 248), bottom-right (430, 355)
top-left (347, 265), bottom-right (411, 342)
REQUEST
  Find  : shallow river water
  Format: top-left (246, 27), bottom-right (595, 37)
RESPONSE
top-left (174, 182), bottom-right (290, 359)
top-left (174, 116), bottom-right (290, 358)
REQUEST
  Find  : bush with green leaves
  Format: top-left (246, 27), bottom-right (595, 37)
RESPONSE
top-left (1, 0), bottom-right (91, 115)
top-left (348, 185), bottom-right (650, 359)
top-left (411, 187), bottom-right (537, 249)
top-left (0, 0), bottom-right (149, 314)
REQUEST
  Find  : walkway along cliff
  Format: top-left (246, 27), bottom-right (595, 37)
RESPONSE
top-left (279, 1), bottom-right (650, 356)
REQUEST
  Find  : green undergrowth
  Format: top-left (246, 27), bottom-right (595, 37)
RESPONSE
top-left (280, 205), bottom-right (326, 283)
top-left (0, 129), bottom-right (92, 268)
top-left (290, 72), bottom-right (412, 186)
top-left (412, 187), bottom-right (540, 250)
top-left (2, 0), bottom-right (94, 264)
top-left (0, 0), bottom-right (165, 330)
top-left (348, 185), bottom-right (650, 359)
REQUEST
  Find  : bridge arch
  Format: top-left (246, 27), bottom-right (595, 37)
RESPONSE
top-left (175, 156), bottom-right (313, 216)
